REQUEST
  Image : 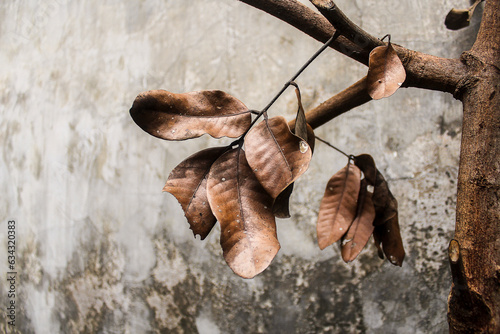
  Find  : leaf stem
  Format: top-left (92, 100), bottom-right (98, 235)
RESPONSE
top-left (261, 30), bottom-right (341, 114)
top-left (469, 0), bottom-right (484, 14)
top-left (316, 136), bottom-right (351, 159)
top-left (238, 31), bottom-right (341, 143)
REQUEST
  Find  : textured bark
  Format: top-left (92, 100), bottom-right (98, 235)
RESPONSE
top-left (241, 0), bottom-right (467, 94)
top-left (237, 0), bottom-right (367, 64)
top-left (450, 71), bottom-right (500, 331)
top-left (249, 0), bottom-right (467, 131)
top-left (310, 0), bottom-right (382, 52)
top-left (449, 0), bottom-right (500, 330)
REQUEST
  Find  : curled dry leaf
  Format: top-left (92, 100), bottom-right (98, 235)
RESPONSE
top-left (273, 183), bottom-right (295, 219)
top-left (445, 0), bottom-right (483, 30)
top-left (245, 116), bottom-right (312, 199)
top-left (273, 124), bottom-right (316, 219)
top-left (293, 85), bottom-right (309, 142)
top-left (354, 154), bottom-right (377, 185)
top-left (163, 147), bottom-right (227, 240)
top-left (130, 89), bottom-right (252, 140)
top-left (369, 168), bottom-right (404, 265)
top-left (341, 179), bottom-right (376, 262)
top-left (291, 84), bottom-right (316, 151)
top-left (206, 148), bottom-right (280, 279)
top-left (372, 170), bottom-right (398, 225)
top-left (316, 162), bottom-right (361, 250)
top-left (445, 8), bottom-right (472, 30)
top-left (373, 213), bottom-right (405, 266)
top-left (373, 228), bottom-right (385, 260)
top-left (366, 41), bottom-right (406, 100)
top-left (305, 124), bottom-right (316, 153)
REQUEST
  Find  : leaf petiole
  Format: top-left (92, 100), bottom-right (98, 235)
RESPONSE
top-left (380, 34), bottom-right (391, 43)
top-left (316, 136), bottom-right (351, 159)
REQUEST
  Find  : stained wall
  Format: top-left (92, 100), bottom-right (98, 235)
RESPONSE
top-left (0, 0), bottom-right (480, 333)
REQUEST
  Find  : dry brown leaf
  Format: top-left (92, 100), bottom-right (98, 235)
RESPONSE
top-left (206, 148), bottom-right (280, 279)
top-left (354, 154), bottom-right (377, 185)
top-left (366, 41), bottom-right (406, 100)
top-left (445, 8), bottom-right (472, 30)
top-left (316, 162), bottom-right (361, 250)
top-left (294, 86), bottom-right (308, 142)
top-left (130, 89), bottom-right (252, 140)
top-left (163, 147), bottom-right (227, 240)
top-left (371, 168), bottom-right (404, 265)
top-left (273, 124), bottom-right (316, 218)
top-left (372, 170), bottom-right (398, 225)
top-left (445, 0), bottom-right (482, 30)
top-left (305, 124), bottom-right (316, 153)
top-left (341, 179), bottom-right (376, 262)
top-left (373, 213), bottom-right (405, 266)
top-left (272, 183), bottom-right (295, 219)
top-left (245, 116), bottom-right (312, 199)
top-left (373, 229), bottom-right (385, 259)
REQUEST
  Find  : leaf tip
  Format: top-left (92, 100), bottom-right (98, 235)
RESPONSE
top-left (226, 242), bottom-right (281, 279)
top-left (317, 239), bottom-right (330, 251)
top-left (388, 254), bottom-right (404, 267)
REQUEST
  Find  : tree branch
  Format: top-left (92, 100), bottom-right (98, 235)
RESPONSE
top-left (239, 0), bottom-right (468, 95)
top-left (310, 0), bottom-right (467, 95)
top-left (396, 49), bottom-right (468, 96)
top-left (311, 0), bottom-right (383, 53)
top-left (238, 0), bottom-right (367, 64)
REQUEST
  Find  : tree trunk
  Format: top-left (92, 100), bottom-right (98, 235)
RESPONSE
top-left (448, 1), bottom-right (500, 332)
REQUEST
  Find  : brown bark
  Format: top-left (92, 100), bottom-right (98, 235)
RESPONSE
top-left (240, 0), bottom-right (467, 95)
top-left (237, 0), bottom-right (366, 63)
top-left (243, 0), bottom-right (468, 132)
top-left (310, 0), bottom-right (382, 52)
top-left (450, 65), bottom-right (500, 332)
top-left (450, 0), bottom-right (500, 331)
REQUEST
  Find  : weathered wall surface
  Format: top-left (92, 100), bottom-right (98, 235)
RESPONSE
top-left (0, 0), bottom-right (480, 333)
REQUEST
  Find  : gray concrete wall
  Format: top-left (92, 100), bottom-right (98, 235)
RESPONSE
top-left (0, 0), bottom-right (480, 333)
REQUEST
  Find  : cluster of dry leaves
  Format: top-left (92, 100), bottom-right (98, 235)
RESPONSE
top-left (130, 38), bottom-right (406, 278)
top-left (317, 154), bottom-right (404, 266)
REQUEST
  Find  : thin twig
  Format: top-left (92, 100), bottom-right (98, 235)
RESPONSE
top-left (261, 31), bottom-right (341, 114)
top-left (316, 136), bottom-right (351, 158)
top-left (238, 31), bottom-right (341, 142)
top-left (469, 0), bottom-right (484, 14)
